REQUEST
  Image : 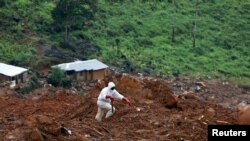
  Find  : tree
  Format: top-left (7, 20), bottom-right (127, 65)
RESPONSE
top-left (52, 0), bottom-right (97, 42)
top-left (47, 67), bottom-right (72, 88)
top-left (0, 0), bottom-right (9, 7)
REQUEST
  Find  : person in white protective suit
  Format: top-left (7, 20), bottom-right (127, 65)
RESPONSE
top-left (95, 82), bottom-right (130, 122)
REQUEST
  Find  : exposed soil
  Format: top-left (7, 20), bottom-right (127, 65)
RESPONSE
top-left (0, 74), bottom-right (249, 141)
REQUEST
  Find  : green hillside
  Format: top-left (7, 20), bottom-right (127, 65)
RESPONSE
top-left (0, 0), bottom-right (249, 84)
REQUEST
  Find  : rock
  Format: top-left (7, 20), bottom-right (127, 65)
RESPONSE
top-left (207, 108), bottom-right (216, 117)
top-left (154, 122), bottom-right (160, 127)
top-left (5, 129), bottom-right (24, 140)
top-left (6, 134), bottom-right (15, 140)
top-left (205, 76), bottom-right (212, 80)
top-left (222, 81), bottom-right (229, 85)
top-left (30, 128), bottom-right (44, 141)
top-left (84, 134), bottom-right (90, 138)
top-left (165, 97), bottom-right (178, 109)
top-left (26, 116), bottom-right (38, 128)
top-left (207, 96), bottom-right (215, 101)
top-left (92, 138), bottom-right (100, 141)
top-left (74, 133), bottom-right (89, 141)
top-left (37, 115), bottom-right (53, 125)
top-left (89, 83), bottom-right (95, 87)
top-left (142, 79), bottom-right (178, 108)
top-left (145, 92), bottom-right (153, 100)
top-left (237, 103), bottom-right (250, 124)
top-left (25, 115), bottom-right (59, 137)
top-left (48, 127), bottom-right (61, 136)
top-left (61, 127), bottom-right (72, 136)
top-left (180, 92), bottom-right (199, 100)
top-left (195, 86), bottom-right (201, 92)
top-left (136, 107), bottom-right (141, 112)
top-left (219, 102), bottom-right (231, 109)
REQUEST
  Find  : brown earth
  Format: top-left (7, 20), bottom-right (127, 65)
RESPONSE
top-left (0, 74), bottom-right (249, 141)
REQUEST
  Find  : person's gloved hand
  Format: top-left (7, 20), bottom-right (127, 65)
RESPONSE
top-left (122, 97), bottom-right (131, 105)
top-left (106, 95), bottom-right (114, 101)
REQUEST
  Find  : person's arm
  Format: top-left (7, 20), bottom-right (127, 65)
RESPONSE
top-left (99, 88), bottom-right (114, 101)
top-left (122, 97), bottom-right (131, 105)
top-left (112, 90), bottom-right (131, 105)
top-left (105, 95), bottom-right (114, 101)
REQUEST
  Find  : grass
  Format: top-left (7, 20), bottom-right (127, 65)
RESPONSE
top-left (0, 0), bottom-right (249, 84)
top-left (85, 0), bottom-right (250, 84)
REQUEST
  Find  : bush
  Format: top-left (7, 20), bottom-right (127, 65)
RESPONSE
top-left (20, 73), bottom-right (41, 94)
top-left (47, 67), bottom-right (72, 88)
top-left (0, 40), bottom-right (36, 66)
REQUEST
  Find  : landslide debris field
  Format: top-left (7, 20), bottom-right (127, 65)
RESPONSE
top-left (0, 74), bottom-right (249, 141)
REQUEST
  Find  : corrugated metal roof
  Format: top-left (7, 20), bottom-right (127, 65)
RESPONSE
top-left (0, 63), bottom-right (28, 77)
top-left (53, 59), bottom-right (108, 72)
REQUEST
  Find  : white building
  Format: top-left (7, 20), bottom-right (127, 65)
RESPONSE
top-left (0, 63), bottom-right (28, 87)
top-left (53, 59), bottom-right (108, 81)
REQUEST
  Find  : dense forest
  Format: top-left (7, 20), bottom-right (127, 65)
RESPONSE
top-left (0, 0), bottom-right (249, 84)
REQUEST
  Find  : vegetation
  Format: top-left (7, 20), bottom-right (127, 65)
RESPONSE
top-left (52, 0), bottom-right (97, 42)
top-left (0, 0), bottom-right (249, 84)
top-left (0, 39), bottom-right (36, 66)
top-left (20, 72), bottom-right (41, 94)
top-left (47, 67), bottom-right (72, 88)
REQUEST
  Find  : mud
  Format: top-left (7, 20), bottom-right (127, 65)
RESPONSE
top-left (0, 74), bottom-right (248, 141)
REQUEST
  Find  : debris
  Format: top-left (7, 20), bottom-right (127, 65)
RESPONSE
top-left (83, 126), bottom-right (104, 136)
top-left (152, 121), bottom-right (161, 127)
top-left (102, 126), bottom-right (110, 133)
top-left (195, 86), bottom-right (201, 92)
top-left (222, 82), bottom-right (229, 85)
top-left (75, 133), bottom-right (90, 141)
top-left (180, 92), bottom-right (199, 100)
top-left (0, 73), bottom-right (242, 140)
top-left (237, 103), bottom-right (250, 124)
top-left (216, 120), bottom-right (230, 124)
top-left (198, 115), bottom-right (204, 120)
top-left (201, 122), bottom-right (207, 125)
top-left (85, 134), bottom-right (90, 138)
top-left (136, 107), bottom-right (141, 112)
top-left (30, 128), bottom-right (44, 141)
top-left (0, 130), bottom-right (9, 132)
top-left (207, 96), bottom-right (215, 101)
top-left (61, 127), bottom-right (72, 136)
top-left (195, 82), bottom-right (206, 87)
top-left (207, 108), bottom-right (216, 117)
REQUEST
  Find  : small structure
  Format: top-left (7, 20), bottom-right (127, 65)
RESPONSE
top-left (53, 59), bottom-right (108, 81)
top-left (0, 63), bottom-right (28, 87)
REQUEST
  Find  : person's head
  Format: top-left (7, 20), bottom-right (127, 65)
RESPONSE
top-left (108, 82), bottom-right (115, 90)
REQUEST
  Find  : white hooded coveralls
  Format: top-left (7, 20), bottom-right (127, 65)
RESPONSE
top-left (95, 82), bottom-right (124, 122)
